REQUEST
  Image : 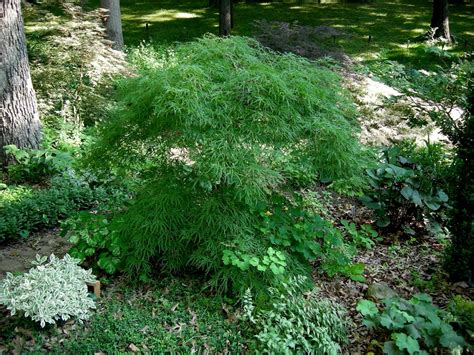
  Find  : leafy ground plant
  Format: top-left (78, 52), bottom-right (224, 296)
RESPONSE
top-left (357, 294), bottom-right (465, 354)
top-left (0, 254), bottom-right (96, 328)
top-left (243, 276), bottom-right (349, 354)
top-left (360, 146), bottom-right (448, 233)
top-left (86, 35), bottom-right (369, 293)
top-left (53, 277), bottom-right (247, 353)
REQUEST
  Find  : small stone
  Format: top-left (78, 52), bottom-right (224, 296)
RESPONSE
top-left (367, 282), bottom-right (397, 301)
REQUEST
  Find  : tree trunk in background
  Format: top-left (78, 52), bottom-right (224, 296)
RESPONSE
top-left (430, 0), bottom-right (451, 41)
top-left (219, 0), bottom-right (231, 36)
top-left (0, 0), bottom-right (41, 166)
top-left (100, 0), bottom-right (124, 50)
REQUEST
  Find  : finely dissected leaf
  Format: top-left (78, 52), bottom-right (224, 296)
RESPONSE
top-left (87, 36), bottom-right (368, 293)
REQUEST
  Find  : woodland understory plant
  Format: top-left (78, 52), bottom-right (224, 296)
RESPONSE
top-left (367, 55), bottom-right (473, 280)
top-left (243, 276), bottom-right (349, 354)
top-left (84, 35), bottom-right (370, 294)
top-left (0, 254), bottom-right (96, 328)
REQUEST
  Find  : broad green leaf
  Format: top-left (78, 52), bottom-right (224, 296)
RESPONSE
top-left (357, 299), bottom-right (379, 317)
top-left (383, 341), bottom-right (403, 355)
top-left (393, 333), bottom-right (420, 354)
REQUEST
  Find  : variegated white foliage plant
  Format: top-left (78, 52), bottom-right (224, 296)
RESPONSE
top-left (0, 254), bottom-right (96, 327)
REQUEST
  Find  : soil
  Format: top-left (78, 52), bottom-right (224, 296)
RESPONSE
top-left (0, 228), bottom-right (72, 280)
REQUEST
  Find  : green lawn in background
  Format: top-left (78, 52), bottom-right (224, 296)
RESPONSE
top-left (116, 0), bottom-right (473, 61)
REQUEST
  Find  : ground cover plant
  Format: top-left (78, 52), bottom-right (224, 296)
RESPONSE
top-left (243, 276), bottom-right (349, 353)
top-left (357, 294), bottom-right (466, 353)
top-left (85, 35), bottom-right (369, 294)
top-left (0, 254), bottom-right (96, 328)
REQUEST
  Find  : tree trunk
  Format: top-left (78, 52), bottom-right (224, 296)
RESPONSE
top-left (0, 0), bottom-right (41, 166)
top-left (219, 0), bottom-right (231, 36)
top-left (100, 0), bottom-right (124, 50)
top-left (430, 0), bottom-right (451, 41)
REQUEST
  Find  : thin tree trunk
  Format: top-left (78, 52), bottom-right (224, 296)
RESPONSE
top-left (430, 0), bottom-right (451, 41)
top-left (100, 0), bottom-right (124, 50)
top-left (0, 0), bottom-right (41, 166)
top-left (219, 0), bottom-right (231, 36)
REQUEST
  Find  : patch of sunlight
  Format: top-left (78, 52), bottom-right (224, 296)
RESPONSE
top-left (289, 6), bottom-right (303, 9)
top-left (258, 3), bottom-right (273, 6)
top-left (127, 9), bottom-right (203, 23)
top-left (174, 12), bottom-right (200, 19)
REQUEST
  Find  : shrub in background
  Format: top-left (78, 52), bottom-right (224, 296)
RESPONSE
top-left (0, 254), bottom-right (96, 328)
top-left (0, 172), bottom-right (126, 242)
top-left (4, 144), bottom-right (73, 184)
top-left (86, 36), bottom-right (368, 292)
top-left (243, 276), bottom-right (349, 354)
top-left (449, 295), bottom-right (474, 347)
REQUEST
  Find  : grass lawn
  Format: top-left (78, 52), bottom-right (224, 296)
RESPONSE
top-left (114, 0), bottom-right (473, 62)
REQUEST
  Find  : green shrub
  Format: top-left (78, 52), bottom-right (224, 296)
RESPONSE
top-left (0, 173), bottom-right (125, 242)
top-left (449, 295), bottom-right (474, 346)
top-left (341, 220), bottom-right (381, 249)
top-left (86, 36), bottom-right (368, 293)
top-left (357, 294), bottom-right (465, 354)
top-left (257, 196), bottom-right (365, 281)
top-left (360, 146), bottom-right (449, 232)
top-left (243, 276), bottom-right (349, 354)
top-left (4, 145), bottom-right (73, 184)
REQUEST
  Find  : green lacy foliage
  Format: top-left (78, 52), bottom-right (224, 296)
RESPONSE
top-left (4, 145), bottom-right (73, 184)
top-left (243, 276), bottom-right (348, 354)
top-left (86, 36), bottom-right (368, 292)
top-left (0, 254), bottom-right (96, 328)
top-left (449, 295), bottom-right (474, 346)
top-left (0, 173), bottom-right (125, 243)
top-left (361, 146), bottom-right (448, 233)
top-left (395, 140), bottom-right (453, 195)
top-left (357, 294), bottom-right (466, 354)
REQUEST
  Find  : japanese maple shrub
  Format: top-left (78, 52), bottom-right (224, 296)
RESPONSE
top-left (86, 36), bottom-right (368, 292)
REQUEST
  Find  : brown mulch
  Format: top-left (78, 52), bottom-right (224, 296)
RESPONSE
top-left (305, 187), bottom-right (473, 354)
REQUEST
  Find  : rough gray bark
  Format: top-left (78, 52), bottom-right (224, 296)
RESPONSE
top-left (219, 0), bottom-right (231, 36)
top-left (430, 0), bottom-right (451, 41)
top-left (0, 0), bottom-right (41, 166)
top-left (100, 0), bottom-right (124, 50)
